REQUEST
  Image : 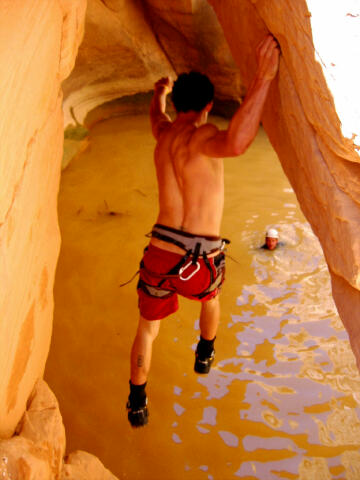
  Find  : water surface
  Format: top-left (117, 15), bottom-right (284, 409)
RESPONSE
top-left (45, 114), bottom-right (360, 480)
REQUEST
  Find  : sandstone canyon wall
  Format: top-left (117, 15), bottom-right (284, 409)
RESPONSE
top-left (207, 0), bottom-right (360, 366)
top-left (1, 0), bottom-right (360, 478)
top-left (0, 2), bottom-right (120, 479)
top-left (62, 0), bottom-right (245, 127)
top-left (0, 0), bottom-right (86, 439)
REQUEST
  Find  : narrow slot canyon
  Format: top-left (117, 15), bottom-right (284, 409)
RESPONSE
top-left (1, 1), bottom-right (360, 479)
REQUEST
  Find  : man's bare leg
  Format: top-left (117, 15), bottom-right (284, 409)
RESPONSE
top-left (128, 315), bottom-right (160, 427)
top-left (200, 295), bottom-right (220, 339)
top-left (195, 296), bottom-right (220, 373)
top-left (131, 315), bottom-right (161, 384)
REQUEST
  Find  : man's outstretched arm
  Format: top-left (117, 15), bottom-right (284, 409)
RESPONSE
top-left (200, 35), bottom-right (280, 158)
top-left (150, 77), bottom-right (173, 140)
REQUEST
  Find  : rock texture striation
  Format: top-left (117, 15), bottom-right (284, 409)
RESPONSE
top-left (62, 0), bottom-right (244, 126)
top-left (0, 2), bottom-right (119, 477)
top-left (0, 380), bottom-right (117, 480)
top-left (60, 451), bottom-right (119, 480)
top-left (207, 0), bottom-right (360, 367)
top-left (0, 0), bottom-right (86, 440)
top-left (0, 380), bottom-right (65, 479)
top-left (1, 0), bottom-right (360, 477)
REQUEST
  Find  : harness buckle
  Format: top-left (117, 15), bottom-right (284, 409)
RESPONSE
top-left (179, 260), bottom-right (200, 281)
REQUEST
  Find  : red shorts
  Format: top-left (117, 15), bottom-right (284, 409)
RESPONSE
top-left (137, 244), bottom-right (226, 320)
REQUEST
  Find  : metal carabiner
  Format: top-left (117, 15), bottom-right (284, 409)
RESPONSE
top-left (179, 260), bottom-right (200, 281)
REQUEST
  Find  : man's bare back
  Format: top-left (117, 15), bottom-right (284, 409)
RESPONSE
top-left (149, 35), bottom-right (279, 255)
top-left (153, 113), bottom-right (224, 245)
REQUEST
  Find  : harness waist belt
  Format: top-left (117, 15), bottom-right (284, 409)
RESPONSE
top-left (151, 224), bottom-right (225, 255)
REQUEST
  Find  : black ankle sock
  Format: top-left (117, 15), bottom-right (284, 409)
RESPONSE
top-left (129, 380), bottom-right (147, 408)
top-left (197, 336), bottom-right (216, 358)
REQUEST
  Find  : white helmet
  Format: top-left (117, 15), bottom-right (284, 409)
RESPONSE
top-left (266, 228), bottom-right (279, 239)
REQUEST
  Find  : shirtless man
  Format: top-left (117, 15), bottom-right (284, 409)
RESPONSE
top-left (127, 34), bottom-right (280, 427)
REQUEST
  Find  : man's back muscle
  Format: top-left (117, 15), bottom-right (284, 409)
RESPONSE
top-left (154, 120), bottom-right (224, 237)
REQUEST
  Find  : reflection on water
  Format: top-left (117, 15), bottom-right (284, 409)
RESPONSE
top-left (195, 222), bottom-right (360, 479)
top-left (45, 113), bottom-right (360, 480)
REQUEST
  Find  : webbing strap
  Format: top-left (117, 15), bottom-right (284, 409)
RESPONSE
top-left (151, 230), bottom-right (187, 251)
top-left (138, 279), bottom-right (173, 298)
top-left (157, 251), bottom-right (191, 287)
top-left (151, 224), bottom-right (224, 255)
top-left (197, 272), bottom-right (224, 299)
top-left (192, 242), bottom-right (201, 264)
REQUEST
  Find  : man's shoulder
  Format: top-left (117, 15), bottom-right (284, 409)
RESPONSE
top-left (191, 123), bottom-right (219, 149)
top-left (196, 123), bottom-right (219, 137)
top-left (153, 119), bottom-right (173, 141)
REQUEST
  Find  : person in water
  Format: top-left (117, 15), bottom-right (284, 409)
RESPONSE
top-left (127, 34), bottom-right (280, 427)
top-left (261, 228), bottom-right (282, 250)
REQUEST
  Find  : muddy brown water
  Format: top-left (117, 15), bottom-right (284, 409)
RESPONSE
top-left (45, 114), bottom-right (360, 480)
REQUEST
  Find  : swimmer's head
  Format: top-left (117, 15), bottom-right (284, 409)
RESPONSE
top-left (265, 228), bottom-right (279, 250)
top-left (172, 71), bottom-right (214, 113)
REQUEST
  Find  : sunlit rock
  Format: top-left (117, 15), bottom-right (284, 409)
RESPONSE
top-left (208, 0), bottom-right (360, 368)
top-left (0, 0), bottom-right (86, 438)
top-left (62, 0), bottom-right (244, 126)
top-left (2, 0), bottom-right (360, 477)
top-left (61, 451), bottom-right (119, 480)
top-left (0, 2), bottom-right (119, 477)
top-left (0, 380), bottom-right (119, 480)
top-left (143, 0), bottom-right (245, 101)
top-left (62, 0), bottom-right (175, 126)
top-left (0, 380), bottom-right (65, 479)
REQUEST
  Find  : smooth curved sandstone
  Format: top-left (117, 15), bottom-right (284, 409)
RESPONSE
top-left (0, 3), bottom-right (119, 478)
top-left (62, 0), bottom-right (244, 126)
top-left (61, 451), bottom-right (119, 480)
top-left (1, 0), bottom-right (360, 477)
top-left (0, 380), bottom-right (65, 480)
top-left (0, 380), bottom-right (119, 480)
top-left (208, 0), bottom-right (360, 367)
top-left (62, 0), bottom-right (175, 126)
top-left (0, 0), bottom-right (86, 439)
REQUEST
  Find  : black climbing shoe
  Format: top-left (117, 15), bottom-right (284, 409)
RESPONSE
top-left (194, 349), bottom-right (215, 374)
top-left (126, 396), bottom-right (149, 427)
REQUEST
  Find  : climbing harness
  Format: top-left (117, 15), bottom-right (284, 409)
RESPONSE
top-left (150, 224), bottom-right (226, 257)
top-left (137, 224), bottom-right (230, 300)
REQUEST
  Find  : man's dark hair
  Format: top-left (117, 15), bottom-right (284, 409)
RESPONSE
top-left (171, 71), bottom-right (214, 113)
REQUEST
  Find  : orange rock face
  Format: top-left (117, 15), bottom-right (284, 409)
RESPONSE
top-left (62, 0), bottom-right (245, 125)
top-left (0, 380), bottom-right (118, 480)
top-left (0, 0), bottom-right (86, 438)
top-left (0, 380), bottom-right (65, 479)
top-left (208, 0), bottom-right (360, 368)
top-left (1, 0), bottom-right (360, 477)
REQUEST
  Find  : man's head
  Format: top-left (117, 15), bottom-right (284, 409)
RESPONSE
top-left (172, 71), bottom-right (214, 113)
top-left (265, 228), bottom-right (279, 250)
